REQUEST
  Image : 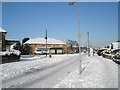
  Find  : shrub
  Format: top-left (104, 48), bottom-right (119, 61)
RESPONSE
top-left (19, 44), bottom-right (31, 55)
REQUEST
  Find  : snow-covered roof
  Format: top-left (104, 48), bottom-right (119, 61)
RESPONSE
top-left (0, 28), bottom-right (7, 33)
top-left (101, 41), bottom-right (120, 50)
top-left (112, 42), bottom-right (120, 45)
top-left (24, 38), bottom-right (66, 45)
top-left (112, 42), bottom-right (120, 49)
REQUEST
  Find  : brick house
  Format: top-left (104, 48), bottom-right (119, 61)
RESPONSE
top-left (0, 28), bottom-right (19, 52)
top-left (0, 28), bottom-right (7, 51)
top-left (24, 38), bottom-right (67, 54)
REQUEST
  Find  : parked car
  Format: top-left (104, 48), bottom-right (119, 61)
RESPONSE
top-left (97, 49), bottom-right (106, 56)
top-left (113, 54), bottom-right (120, 64)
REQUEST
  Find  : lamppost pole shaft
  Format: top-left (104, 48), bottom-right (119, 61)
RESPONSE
top-left (76, 2), bottom-right (81, 74)
top-left (68, 2), bottom-right (82, 74)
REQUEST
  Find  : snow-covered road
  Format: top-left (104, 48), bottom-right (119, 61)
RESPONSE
top-left (1, 54), bottom-right (118, 88)
top-left (2, 54), bottom-right (79, 88)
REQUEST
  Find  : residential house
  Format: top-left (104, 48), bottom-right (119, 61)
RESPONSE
top-left (24, 38), bottom-right (67, 54)
top-left (0, 28), bottom-right (7, 51)
top-left (111, 41), bottom-right (120, 49)
top-left (6, 40), bottom-right (19, 51)
top-left (102, 41), bottom-right (120, 50)
top-left (0, 28), bottom-right (19, 52)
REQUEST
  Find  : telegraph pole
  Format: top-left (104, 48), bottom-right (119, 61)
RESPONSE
top-left (45, 30), bottom-right (47, 57)
top-left (87, 32), bottom-right (90, 56)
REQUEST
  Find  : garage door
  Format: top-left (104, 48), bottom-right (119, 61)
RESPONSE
top-left (57, 49), bottom-right (63, 53)
top-left (50, 49), bottom-right (55, 53)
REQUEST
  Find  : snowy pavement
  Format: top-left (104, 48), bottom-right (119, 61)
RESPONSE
top-left (119, 65), bottom-right (120, 89)
top-left (1, 54), bottom-right (118, 88)
top-left (54, 54), bottom-right (118, 88)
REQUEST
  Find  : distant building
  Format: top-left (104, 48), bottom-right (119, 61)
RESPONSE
top-left (111, 42), bottom-right (120, 49)
top-left (101, 41), bottom-right (120, 50)
top-left (24, 38), bottom-right (67, 54)
top-left (0, 28), bottom-right (19, 52)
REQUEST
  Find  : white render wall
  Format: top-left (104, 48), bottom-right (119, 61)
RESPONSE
top-left (101, 42), bottom-right (120, 50)
top-left (112, 42), bottom-right (120, 49)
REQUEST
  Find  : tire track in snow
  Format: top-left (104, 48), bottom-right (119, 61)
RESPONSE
top-left (2, 55), bottom-right (79, 88)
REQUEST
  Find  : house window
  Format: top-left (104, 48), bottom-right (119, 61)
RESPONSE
top-left (50, 49), bottom-right (55, 53)
top-left (57, 49), bottom-right (63, 53)
top-left (37, 49), bottom-right (42, 51)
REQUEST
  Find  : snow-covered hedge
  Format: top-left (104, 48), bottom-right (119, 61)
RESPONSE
top-left (0, 50), bottom-right (21, 56)
top-left (12, 50), bottom-right (21, 56)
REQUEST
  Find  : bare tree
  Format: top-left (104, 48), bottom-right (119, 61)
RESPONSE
top-left (66, 40), bottom-right (79, 53)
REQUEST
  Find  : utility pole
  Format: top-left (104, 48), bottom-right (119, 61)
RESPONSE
top-left (45, 30), bottom-right (47, 57)
top-left (87, 32), bottom-right (90, 56)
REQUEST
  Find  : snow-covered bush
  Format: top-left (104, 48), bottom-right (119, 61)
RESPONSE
top-left (19, 44), bottom-right (31, 55)
top-left (0, 51), bottom-right (11, 56)
top-left (1, 50), bottom-right (21, 63)
top-left (0, 50), bottom-right (21, 56)
top-left (12, 50), bottom-right (21, 56)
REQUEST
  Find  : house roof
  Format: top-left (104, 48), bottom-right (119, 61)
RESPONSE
top-left (0, 28), bottom-right (7, 33)
top-left (24, 38), bottom-right (66, 45)
top-left (112, 42), bottom-right (120, 45)
top-left (6, 40), bottom-right (19, 45)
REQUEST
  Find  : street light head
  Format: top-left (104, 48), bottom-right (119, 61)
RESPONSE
top-left (68, 2), bottom-right (74, 5)
top-left (68, 1), bottom-right (78, 5)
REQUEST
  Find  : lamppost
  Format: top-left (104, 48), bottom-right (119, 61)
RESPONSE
top-left (68, 1), bottom-right (82, 74)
